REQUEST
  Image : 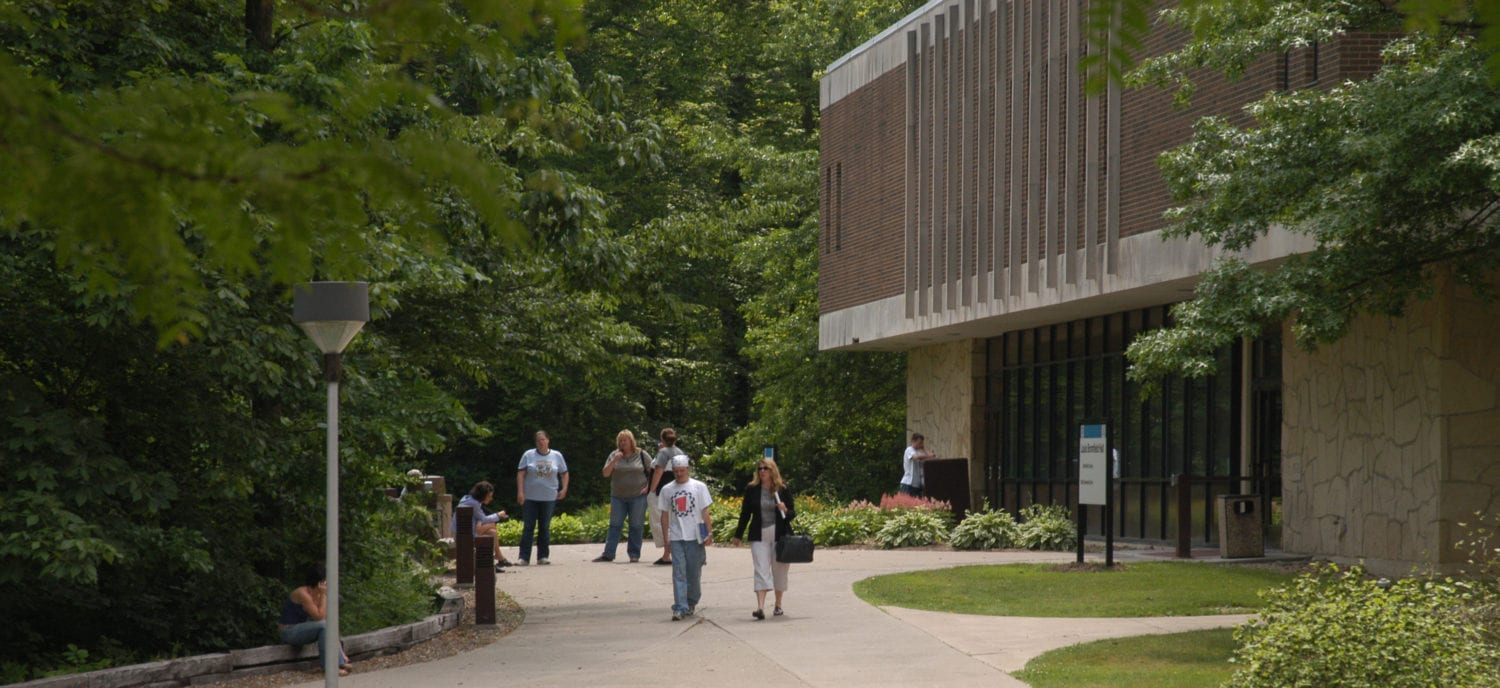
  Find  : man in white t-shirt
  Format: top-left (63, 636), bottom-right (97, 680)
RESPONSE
top-left (900, 433), bottom-right (937, 497)
top-left (648, 427), bottom-right (686, 565)
top-left (658, 455), bottom-right (712, 620)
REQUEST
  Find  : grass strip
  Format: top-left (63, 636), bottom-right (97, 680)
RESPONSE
top-left (854, 562), bottom-right (1291, 617)
top-left (1013, 628), bottom-right (1237, 688)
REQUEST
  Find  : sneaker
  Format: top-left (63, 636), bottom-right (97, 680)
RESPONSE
top-left (496, 559), bottom-right (514, 568)
top-left (592, 555), bottom-right (613, 562)
top-left (671, 612), bottom-right (684, 621)
top-left (629, 558), bottom-right (640, 563)
top-left (494, 563), bottom-right (508, 573)
top-left (686, 606), bottom-right (696, 616)
top-left (517, 560), bottom-right (530, 566)
top-left (653, 558), bottom-right (671, 566)
top-left (537, 558), bottom-right (550, 565)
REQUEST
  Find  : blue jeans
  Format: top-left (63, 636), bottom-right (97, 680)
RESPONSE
top-left (602, 493), bottom-right (648, 560)
top-left (669, 540), bottom-right (706, 614)
top-left (898, 483), bottom-right (923, 497)
top-left (520, 499), bottom-right (556, 562)
top-left (279, 620), bottom-right (346, 668)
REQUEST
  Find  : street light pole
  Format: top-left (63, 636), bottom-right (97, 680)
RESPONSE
top-left (293, 282), bottom-right (369, 688)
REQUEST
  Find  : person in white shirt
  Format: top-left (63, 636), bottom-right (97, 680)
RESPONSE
top-left (900, 433), bottom-right (937, 497)
top-left (658, 455), bottom-right (712, 620)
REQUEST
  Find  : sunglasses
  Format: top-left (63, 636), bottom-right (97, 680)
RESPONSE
top-left (758, 466), bottom-right (771, 471)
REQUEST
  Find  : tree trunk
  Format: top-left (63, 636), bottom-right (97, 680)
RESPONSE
top-left (245, 0), bottom-right (274, 51)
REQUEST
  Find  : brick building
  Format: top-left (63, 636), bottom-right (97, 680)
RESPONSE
top-left (819, 0), bottom-right (1500, 574)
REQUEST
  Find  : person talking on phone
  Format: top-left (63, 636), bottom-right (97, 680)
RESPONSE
top-left (731, 457), bottom-right (796, 620)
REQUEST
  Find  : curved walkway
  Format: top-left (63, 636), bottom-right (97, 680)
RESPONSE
top-left (296, 544), bottom-right (1251, 688)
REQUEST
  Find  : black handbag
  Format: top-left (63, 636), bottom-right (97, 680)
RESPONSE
top-left (775, 533), bottom-right (814, 563)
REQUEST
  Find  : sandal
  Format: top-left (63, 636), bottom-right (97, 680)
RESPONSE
top-left (773, 607), bottom-right (783, 616)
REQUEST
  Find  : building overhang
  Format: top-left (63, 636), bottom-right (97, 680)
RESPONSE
top-left (819, 226), bottom-right (1316, 352)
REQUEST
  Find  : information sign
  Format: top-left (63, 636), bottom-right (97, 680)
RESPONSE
top-left (1079, 424), bottom-right (1107, 506)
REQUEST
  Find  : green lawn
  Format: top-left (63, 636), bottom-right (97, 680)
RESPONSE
top-left (1013, 628), bottom-right (1238, 688)
top-left (853, 562), bottom-right (1292, 617)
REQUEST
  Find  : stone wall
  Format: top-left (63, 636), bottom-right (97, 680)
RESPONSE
top-left (907, 339), bottom-right (974, 463)
top-left (1281, 273), bottom-right (1500, 574)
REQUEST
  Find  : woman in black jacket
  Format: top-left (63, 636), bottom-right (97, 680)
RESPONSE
top-left (731, 457), bottom-right (795, 619)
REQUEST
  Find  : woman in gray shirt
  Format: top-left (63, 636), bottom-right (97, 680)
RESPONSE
top-left (594, 429), bottom-right (652, 562)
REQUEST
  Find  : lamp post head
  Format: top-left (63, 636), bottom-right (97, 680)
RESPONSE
top-left (293, 282), bottom-right (370, 354)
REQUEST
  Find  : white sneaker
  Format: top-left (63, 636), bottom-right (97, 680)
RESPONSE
top-left (538, 558), bottom-right (551, 565)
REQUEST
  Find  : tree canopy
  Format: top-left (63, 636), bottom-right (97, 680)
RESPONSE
top-left (0, 0), bottom-right (915, 678)
top-left (1113, 0), bottom-right (1500, 388)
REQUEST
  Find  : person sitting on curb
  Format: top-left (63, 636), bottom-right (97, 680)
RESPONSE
top-left (278, 563), bottom-right (351, 676)
top-left (453, 480), bottom-right (514, 571)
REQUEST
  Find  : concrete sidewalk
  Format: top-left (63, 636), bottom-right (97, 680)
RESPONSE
top-left (300, 544), bottom-right (1255, 688)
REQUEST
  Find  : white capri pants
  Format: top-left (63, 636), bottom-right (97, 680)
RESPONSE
top-left (648, 495), bottom-right (667, 550)
top-left (750, 524), bottom-right (790, 592)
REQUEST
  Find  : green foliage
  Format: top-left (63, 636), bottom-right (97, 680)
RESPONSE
top-left (811, 513), bottom-right (875, 547)
top-left (0, 0), bottom-right (586, 342)
top-left (547, 513), bottom-right (587, 544)
top-left (949, 507), bottom-right (1020, 551)
top-left (874, 510), bottom-right (949, 549)
top-left (573, 503), bottom-right (613, 544)
top-left (496, 520), bottom-right (523, 547)
top-left (1017, 504), bottom-right (1078, 551)
top-left (708, 501), bottom-right (740, 543)
top-left (1114, 4), bottom-right (1500, 391)
top-left (1225, 564), bottom-right (1500, 688)
top-left (1089, 1), bottom-right (1500, 95)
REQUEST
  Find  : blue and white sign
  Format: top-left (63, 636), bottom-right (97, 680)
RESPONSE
top-left (1079, 424), bottom-right (1108, 506)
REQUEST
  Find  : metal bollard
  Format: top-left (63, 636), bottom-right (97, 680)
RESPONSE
top-left (474, 535), bottom-right (495, 625)
top-left (456, 505), bottom-right (474, 586)
top-left (1174, 474), bottom-right (1193, 559)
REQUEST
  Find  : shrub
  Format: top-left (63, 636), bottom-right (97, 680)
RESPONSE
top-left (876, 493), bottom-right (952, 513)
top-left (572, 503), bottom-right (611, 543)
top-left (1456, 510), bottom-right (1500, 644)
top-left (874, 510), bottom-right (949, 549)
top-left (548, 513), bottom-right (586, 544)
top-left (790, 493), bottom-right (831, 536)
top-left (1016, 504), bottom-right (1076, 551)
top-left (1226, 564), bottom-right (1500, 688)
top-left (949, 508), bottom-right (1019, 550)
top-left (814, 513), bottom-right (875, 546)
top-left (708, 501), bottom-right (740, 542)
top-left (495, 520), bottom-right (522, 546)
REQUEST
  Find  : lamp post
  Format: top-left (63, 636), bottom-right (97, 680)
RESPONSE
top-left (292, 282), bottom-right (369, 688)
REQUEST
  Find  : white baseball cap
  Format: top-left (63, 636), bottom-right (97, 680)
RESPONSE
top-left (671, 456), bottom-right (691, 468)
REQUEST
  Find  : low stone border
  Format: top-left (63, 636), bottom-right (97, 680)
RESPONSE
top-left (14, 589), bottom-right (465, 688)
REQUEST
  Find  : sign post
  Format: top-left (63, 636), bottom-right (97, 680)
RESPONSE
top-left (1078, 423), bottom-right (1114, 567)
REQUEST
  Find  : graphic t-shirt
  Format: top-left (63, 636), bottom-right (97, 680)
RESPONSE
top-left (658, 478), bottom-right (712, 542)
top-left (519, 449), bottom-right (568, 501)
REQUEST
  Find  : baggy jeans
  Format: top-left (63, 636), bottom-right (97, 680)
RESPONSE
top-left (669, 539), bottom-right (706, 614)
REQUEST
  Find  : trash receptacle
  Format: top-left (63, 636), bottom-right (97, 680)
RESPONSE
top-left (1216, 494), bottom-right (1264, 558)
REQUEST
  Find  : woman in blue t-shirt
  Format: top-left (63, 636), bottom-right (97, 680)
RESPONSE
top-left (516, 430), bottom-right (569, 565)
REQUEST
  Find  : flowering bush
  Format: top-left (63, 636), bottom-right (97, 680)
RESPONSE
top-left (876, 493), bottom-right (953, 513)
